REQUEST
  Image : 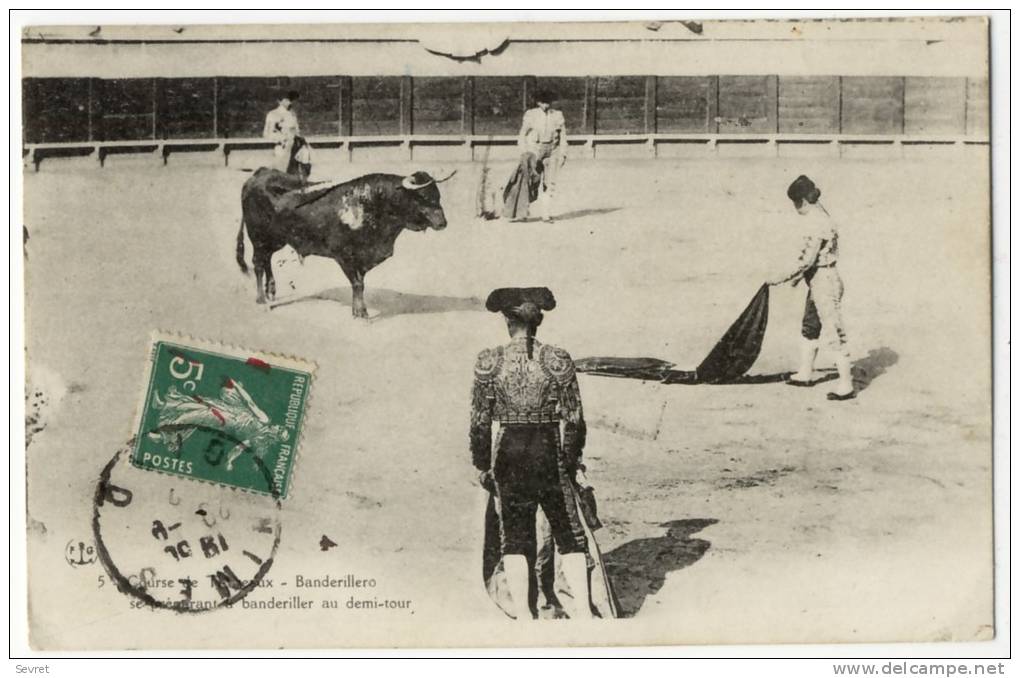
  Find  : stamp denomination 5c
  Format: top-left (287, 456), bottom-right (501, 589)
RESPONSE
top-left (132, 334), bottom-right (314, 499)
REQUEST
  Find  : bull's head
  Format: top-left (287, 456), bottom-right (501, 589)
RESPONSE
top-left (400, 170), bottom-right (456, 232)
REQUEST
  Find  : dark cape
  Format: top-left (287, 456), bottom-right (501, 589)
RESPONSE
top-left (286, 135), bottom-right (312, 180)
top-left (575, 284), bottom-right (770, 384)
top-left (481, 484), bottom-right (620, 620)
top-left (501, 152), bottom-right (543, 220)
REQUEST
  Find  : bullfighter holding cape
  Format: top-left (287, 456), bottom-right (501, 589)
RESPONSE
top-left (471, 287), bottom-right (618, 620)
top-left (263, 90), bottom-right (313, 180)
top-left (502, 90), bottom-right (567, 222)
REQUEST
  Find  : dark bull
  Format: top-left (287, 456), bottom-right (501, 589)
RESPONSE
top-left (237, 168), bottom-right (454, 318)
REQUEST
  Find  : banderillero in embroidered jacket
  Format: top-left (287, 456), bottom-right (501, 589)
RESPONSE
top-left (469, 337), bottom-right (586, 472)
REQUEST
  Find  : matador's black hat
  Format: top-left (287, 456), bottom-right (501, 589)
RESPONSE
top-left (787, 175), bottom-right (821, 204)
top-left (485, 287), bottom-right (556, 313)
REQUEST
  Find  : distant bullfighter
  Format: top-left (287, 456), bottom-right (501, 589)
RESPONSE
top-left (237, 167), bottom-right (454, 318)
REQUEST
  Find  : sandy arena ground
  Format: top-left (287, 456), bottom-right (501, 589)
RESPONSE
top-left (23, 148), bottom-right (992, 648)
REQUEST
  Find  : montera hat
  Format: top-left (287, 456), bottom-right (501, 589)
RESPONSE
top-left (485, 287), bottom-right (557, 314)
top-left (787, 175), bottom-right (821, 204)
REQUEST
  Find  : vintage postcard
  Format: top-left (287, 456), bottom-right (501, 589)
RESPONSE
top-left (19, 15), bottom-right (994, 650)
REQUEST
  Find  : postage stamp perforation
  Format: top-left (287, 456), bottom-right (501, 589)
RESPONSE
top-left (127, 455), bottom-right (278, 499)
top-left (148, 329), bottom-right (321, 375)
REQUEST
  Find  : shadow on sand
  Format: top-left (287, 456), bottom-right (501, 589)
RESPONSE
top-left (852, 346), bottom-right (899, 393)
top-left (503, 207), bottom-right (622, 224)
top-left (603, 518), bottom-right (717, 617)
top-left (554, 207), bottom-right (622, 221)
top-left (717, 371), bottom-right (795, 385)
top-left (724, 346), bottom-right (897, 390)
top-left (721, 371), bottom-right (842, 385)
top-left (270, 286), bottom-right (485, 319)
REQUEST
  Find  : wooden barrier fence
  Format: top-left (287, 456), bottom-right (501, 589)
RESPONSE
top-left (21, 74), bottom-right (989, 168)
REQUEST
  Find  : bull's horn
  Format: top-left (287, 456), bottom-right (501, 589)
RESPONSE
top-left (434, 169), bottom-right (458, 183)
top-left (401, 175), bottom-right (434, 190)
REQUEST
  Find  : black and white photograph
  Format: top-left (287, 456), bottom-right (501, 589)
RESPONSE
top-left (11, 11), bottom-right (1004, 660)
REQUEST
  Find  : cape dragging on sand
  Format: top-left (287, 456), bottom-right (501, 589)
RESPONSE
top-left (575, 284), bottom-right (770, 384)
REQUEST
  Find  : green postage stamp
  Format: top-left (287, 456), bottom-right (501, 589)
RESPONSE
top-left (132, 333), bottom-right (314, 499)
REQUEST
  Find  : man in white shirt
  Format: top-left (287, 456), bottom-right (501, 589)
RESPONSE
top-left (769, 175), bottom-right (854, 401)
top-left (263, 90), bottom-right (311, 177)
top-left (504, 90), bottom-right (567, 222)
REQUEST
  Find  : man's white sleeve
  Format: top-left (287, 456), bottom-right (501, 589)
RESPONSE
top-left (518, 110), bottom-right (532, 148)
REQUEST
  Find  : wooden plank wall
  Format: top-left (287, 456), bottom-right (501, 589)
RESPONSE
top-left (778, 76), bottom-right (840, 134)
top-left (351, 76), bottom-right (401, 136)
top-left (904, 76), bottom-right (967, 135)
top-left (656, 77), bottom-right (716, 133)
top-left (21, 74), bottom-right (990, 144)
top-left (216, 77), bottom-right (284, 138)
top-left (718, 76), bottom-right (778, 133)
top-left (412, 77), bottom-right (465, 135)
top-left (161, 78), bottom-right (217, 139)
top-left (840, 77), bottom-right (905, 134)
top-left (473, 76), bottom-right (525, 136)
top-left (22, 78), bottom-right (91, 143)
top-left (594, 76), bottom-right (645, 134)
top-left (965, 79), bottom-right (989, 137)
top-left (99, 78), bottom-right (157, 140)
top-left (291, 76), bottom-right (343, 136)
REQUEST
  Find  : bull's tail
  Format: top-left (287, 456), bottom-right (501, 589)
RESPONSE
top-left (236, 219), bottom-right (249, 275)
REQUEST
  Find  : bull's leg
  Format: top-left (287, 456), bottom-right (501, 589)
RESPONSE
top-left (337, 259), bottom-right (368, 319)
top-left (264, 258), bottom-right (277, 301)
top-left (253, 250), bottom-right (274, 304)
top-left (351, 274), bottom-right (367, 319)
top-left (253, 252), bottom-right (267, 305)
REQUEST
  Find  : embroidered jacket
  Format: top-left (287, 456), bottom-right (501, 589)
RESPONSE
top-left (470, 338), bottom-right (586, 471)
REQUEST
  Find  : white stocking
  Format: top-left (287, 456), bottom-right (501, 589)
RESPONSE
top-left (502, 554), bottom-right (532, 621)
top-left (561, 553), bottom-right (593, 619)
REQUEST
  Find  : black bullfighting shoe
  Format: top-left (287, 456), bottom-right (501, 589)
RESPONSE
top-left (826, 391), bottom-right (856, 401)
top-left (785, 376), bottom-right (815, 387)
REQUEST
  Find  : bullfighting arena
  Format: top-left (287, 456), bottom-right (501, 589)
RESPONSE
top-left (24, 148), bottom-right (992, 646)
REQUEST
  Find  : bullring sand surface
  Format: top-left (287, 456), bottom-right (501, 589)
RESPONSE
top-left (24, 151), bottom-right (991, 647)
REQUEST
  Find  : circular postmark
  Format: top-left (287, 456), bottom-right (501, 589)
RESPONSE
top-left (93, 425), bottom-right (282, 613)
